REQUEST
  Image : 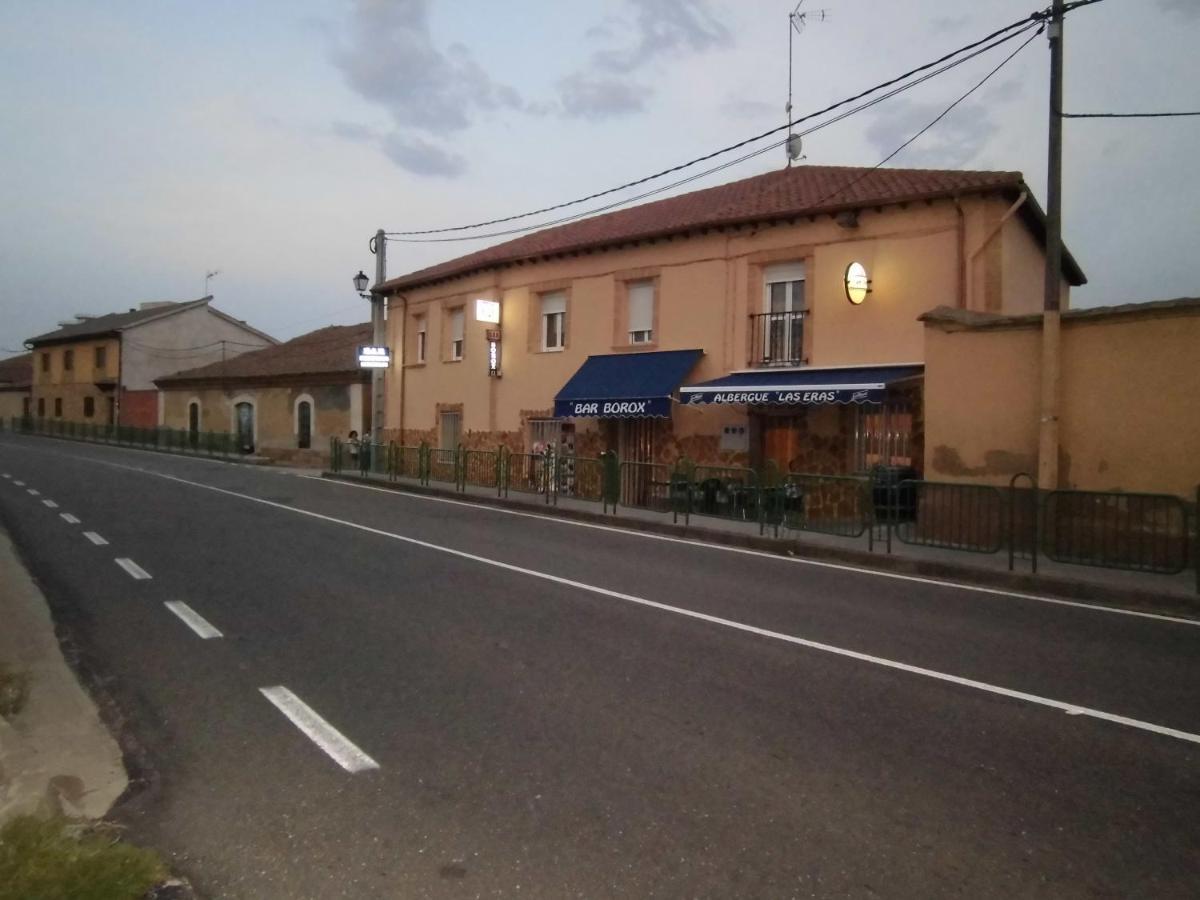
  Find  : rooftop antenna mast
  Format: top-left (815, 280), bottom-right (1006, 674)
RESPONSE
top-left (204, 269), bottom-right (220, 297)
top-left (786, 1), bottom-right (829, 167)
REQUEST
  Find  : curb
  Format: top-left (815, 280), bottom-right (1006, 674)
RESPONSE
top-left (324, 472), bottom-right (1199, 621)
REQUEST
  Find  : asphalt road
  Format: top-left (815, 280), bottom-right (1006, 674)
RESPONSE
top-left (0, 432), bottom-right (1197, 899)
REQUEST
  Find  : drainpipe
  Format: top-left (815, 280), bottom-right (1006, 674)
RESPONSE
top-left (397, 293), bottom-right (408, 444)
top-left (953, 197), bottom-right (966, 308)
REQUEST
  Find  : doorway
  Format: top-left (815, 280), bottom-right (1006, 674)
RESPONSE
top-left (235, 402), bottom-right (255, 453)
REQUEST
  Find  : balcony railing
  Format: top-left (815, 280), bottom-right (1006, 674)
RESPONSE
top-left (749, 311), bottom-right (806, 367)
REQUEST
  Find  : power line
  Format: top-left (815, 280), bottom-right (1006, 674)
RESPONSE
top-left (803, 25), bottom-right (1045, 211)
top-left (389, 21), bottom-right (1042, 246)
top-left (383, 10), bottom-right (1047, 239)
top-left (1063, 111), bottom-right (1200, 119)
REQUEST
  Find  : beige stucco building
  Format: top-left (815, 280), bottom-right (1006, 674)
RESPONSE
top-left (0, 353), bottom-right (32, 420)
top-left (24, 299), bottom-right (275, 427)
top-left (156, 323), bottom-right (372, 466)
top-left (922, 299), bottom-right (1200, 498)
top-left (376, 165), bottom-right (1082, 478)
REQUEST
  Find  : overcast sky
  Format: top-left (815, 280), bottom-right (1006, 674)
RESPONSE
top-left (1, 0), bottom-right (1197, 355)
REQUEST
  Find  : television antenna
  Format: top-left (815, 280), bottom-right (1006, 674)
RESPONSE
top-left (204, 269), bottom-right (220, 296)
top-left (786, 1), bottom-right (830, 166)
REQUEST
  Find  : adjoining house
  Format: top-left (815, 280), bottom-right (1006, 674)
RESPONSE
top-left (155, 323), bottom-right (372, 465)
top-left (0, 353), bottom-right (33, 420)
top-left (24, 297), bottom-right (276, 427)
top-left (374, 164), bottom-right (1084, 480)
top-left (922, 298), bottom-right (1200, 498)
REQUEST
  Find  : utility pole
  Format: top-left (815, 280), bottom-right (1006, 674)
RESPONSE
top-left (371, 228), bottom-right (386, 445)
top-left (1037, 0), bottom-right (1064, 489)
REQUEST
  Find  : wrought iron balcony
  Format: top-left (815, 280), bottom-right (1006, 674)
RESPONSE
top-left (749, 311), bottom-right (806, 367)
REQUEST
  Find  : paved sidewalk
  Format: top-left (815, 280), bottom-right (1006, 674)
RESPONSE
top-left (0, 525), bottom-right (127, 822)
top-left (329, 469), bottom-right (1199, 615)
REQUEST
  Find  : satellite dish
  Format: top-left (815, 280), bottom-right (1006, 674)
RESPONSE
top-left (785, 133), bottom-right (804, 161)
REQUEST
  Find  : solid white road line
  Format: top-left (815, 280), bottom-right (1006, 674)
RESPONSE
top-left (259, 686), bottom-right (380, 773)
top-left (26, 488), bottom-right (39, 496)
top-left (83, 531), bottom-right (108, 545)
top-left (42, 499), bottom-right (58, 508)
top-left (60, 513), bottom-right (81, 525)
top-left (164, 601), bottom-right (223, 639)
top-left (98, 466), bottom-right (1200, 748)
top-left (114, 557), bottom-right (152, 580)
top-left (304, 475), bottom-right (1200, 629)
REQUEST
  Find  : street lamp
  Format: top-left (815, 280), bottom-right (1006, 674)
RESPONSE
top-left (352, 270), bottom-right (370, 294)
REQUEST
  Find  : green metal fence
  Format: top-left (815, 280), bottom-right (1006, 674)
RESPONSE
top-left (1041, 489), bottom-right (1189, 574)
top-left (6, 415), bottom-right (239, 460)
top-left (891, 480), bottom-right (1006, 554)
top-left (774, 474), bottom-right (871, 538)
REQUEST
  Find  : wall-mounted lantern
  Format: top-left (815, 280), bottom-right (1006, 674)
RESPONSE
top-left (845, 262), bottom-right (872, 305)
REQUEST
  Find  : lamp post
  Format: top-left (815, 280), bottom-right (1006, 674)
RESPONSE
top-left (353, 230), bottom-right (387, 445)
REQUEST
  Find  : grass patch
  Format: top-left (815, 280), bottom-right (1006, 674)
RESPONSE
top-left (0, 815), bottom-right (166, 900)
top-left (0, 661), bottom-right (30, 718)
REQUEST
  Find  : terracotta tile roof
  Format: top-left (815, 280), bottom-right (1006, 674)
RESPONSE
top-left (380, 164), bottom-right (1085, 291)
top-left (26, 300), bottom-right (209, 345)
top-left (0, 353), bottom-right (32, 390)
top-left (155, 323), bottom-right (372, 385)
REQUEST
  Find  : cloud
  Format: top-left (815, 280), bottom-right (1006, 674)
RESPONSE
top-left (591, 0), bottom-right (732, 72)
top-left (330, 0), bottom-right (525, 175)
top-left (864, 99), bottom-right (1001, 170)
top-left (1159, 0), bottom-right (1200, 19)
top-left (556, 0), bottom-right (732, 121)
top-left (720, 97), bottom-right (781, 121)
top-left (380, 133), bottom-right (467, 177)
top-left (558, 73), bottom-right (647, 119)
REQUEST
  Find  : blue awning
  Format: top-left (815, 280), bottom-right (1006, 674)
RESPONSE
top-left (680, 364), bottom-right (923, 407)
top-left (554, 349), bottom-right (704, 418)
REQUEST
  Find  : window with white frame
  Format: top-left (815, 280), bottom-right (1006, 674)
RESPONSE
top-left (439, 411), bottom-right (461, 449)
top-left (449, 309), bottom-right (464, 360)
top-left (761, 262), bottom-right (807, 366)
top-left (627, 280), bottom-right (655, 344)
top-left (541, 291), bottom-right (566, 351)
top-left (415, 316), bottom-right (427, 363)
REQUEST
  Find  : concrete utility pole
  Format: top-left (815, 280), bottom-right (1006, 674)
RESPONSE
top-left (371, 228), bottom-right (386, 445)
top-left (1037, 0), bottom-right (1065, 489)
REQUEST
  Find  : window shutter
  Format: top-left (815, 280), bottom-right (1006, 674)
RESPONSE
top-left (451, 310), bottom-right (464, 341)
top-left (541, 291), bottom-right (566, 316)
top-left (628, 282), bottom-right (654, 334)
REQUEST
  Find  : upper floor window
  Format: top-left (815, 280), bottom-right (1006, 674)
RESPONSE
top-left (415, 316), bottom-right (427, 363)
top-left (541, 291), bottom-right (566, 351)
top-left (449, 309), bottom-right (464, 360)
top-left (627, 281), bottom-right (655, 345)
top-left (94, 346), bottom-right (106, 369)
top-left (754, 262), bottom-right (807, 367)
top-left (63, 349), bottom-right (74, 371)
top-left (41, 352), bottom-right (50, 373)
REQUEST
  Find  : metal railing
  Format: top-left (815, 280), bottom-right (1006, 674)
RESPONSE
top-left (5, 415), bottom-right (239, 459)
top-left (774, 474), bottom-right (871, 538)
top-left (748, 311), bottom-right (805, 367)
top-left (891, 480), bottom-right (1006, 554)
top-left (1041, 489), bottom-right (1189, 574)
top-left (318, 441), bottom-right (1198, 591)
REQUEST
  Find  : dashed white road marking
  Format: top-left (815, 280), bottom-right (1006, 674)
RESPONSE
top-left (11, 443), bottom-right (1200, 747)
top-left (26, 488), bottom-right (39, 496)
top-left (114, 557), bottom-right (152, 580)
top-left (42, 499), bottom-right (58, 508)
top-left (12, 480), bottom-right (23, 486)
top-left (60, 513), bottom-right (81, 525)
top-left (1, 473), bottom-right (9, 479)
top-left (164, 601), bottom-right (223, 639)
top-left (83, 530), bottom-right (108, 545)
top-left (259, 686), bottom-right (380, 773)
